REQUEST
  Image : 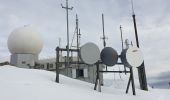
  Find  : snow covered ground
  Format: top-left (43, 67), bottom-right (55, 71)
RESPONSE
top-left (0, 65), bottom-right (170, 100)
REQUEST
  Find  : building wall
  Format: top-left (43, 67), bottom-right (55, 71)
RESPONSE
top-left (10, 54), bottom-right (38, 68)
top-left (9, 52), bottom-right (103, 84)
top-left (37, 58), bottom-right (104, 84)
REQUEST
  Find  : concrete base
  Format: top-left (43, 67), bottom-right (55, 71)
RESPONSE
top-left (10, 54), bottom-right (38, 68)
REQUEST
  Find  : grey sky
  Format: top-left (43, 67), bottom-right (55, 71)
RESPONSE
top-left (0, 0), bottom-right (170, 72)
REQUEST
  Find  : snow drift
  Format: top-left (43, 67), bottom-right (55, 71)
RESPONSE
top-left (0, 65), bottom-right (169, 100)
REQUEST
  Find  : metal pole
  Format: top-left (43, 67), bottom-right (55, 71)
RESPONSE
top-left (61, 0), bottom-right (73, 67)
top-left (120, 25), bottom-right (124, 50)
top-left (56, 47), bottom-right (60, 83)
top-left (97, 63), bottom-right (101, 92)
top-left (132, 11), bottom-right (148, 91)
top-left (94, 62), bottom-right (101, 92)
top-left (102, 14), bottom-right (106, 48)
top-left (132, 14), bottom-right (139, 48)
top-left (126, 67), bottom-right (136, 95)
top-left (138, 63), bottom-right (148, 90)
top-left (126, 73), bottom-right (131, 94)
top-left (78, 28), bottom-right (81, 47)
top-left (131, 0), bottom-right (148, 91)
top-left (66, 0), bottom-right (69, 67)
top-left (120, 25), bottom-right (127, 74)
top-left (102, 14), bottom-right (108, 71)
top-left (130, 67), bottom-right (136, 95)
top-left (76, 14), bottom-right (79, 65)
top-left (94, 63), bottom-right (98, 90)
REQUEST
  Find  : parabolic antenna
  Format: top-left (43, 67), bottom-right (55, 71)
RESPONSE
top-left (121, 47), bottom-right (144, 67)
top-left (79, 42), bottom-right (100, 65)
top-left (100, 47), bottom-right (118, 66)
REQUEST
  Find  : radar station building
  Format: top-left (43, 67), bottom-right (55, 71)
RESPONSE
top-left (7, 26), bottom-right (43, 68)
top-left (7, 26), bottom-right (103, 84)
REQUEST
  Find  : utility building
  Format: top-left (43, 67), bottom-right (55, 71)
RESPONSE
top-left (37, 57), bottom-right (104, 84)
top-left (7, 26), bottom-right (103, 84)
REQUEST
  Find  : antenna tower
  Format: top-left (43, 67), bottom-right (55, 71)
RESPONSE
top-left (61, 0), bottom-right (73, 67)
top-left (101, 14), bottom-right (107, 48)
top-left (131, 0), bottom-right (148, 90)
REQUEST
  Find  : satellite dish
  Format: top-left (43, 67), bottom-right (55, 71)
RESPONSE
top-left (121, 47), bottom-right (144, 67)
top-left (79, 42), bottom-right (100, 65)
top-left (100, 47), bottom-right (118, 66)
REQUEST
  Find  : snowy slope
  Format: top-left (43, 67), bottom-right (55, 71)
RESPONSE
top-left (0, 65), bottom-right (170, 100)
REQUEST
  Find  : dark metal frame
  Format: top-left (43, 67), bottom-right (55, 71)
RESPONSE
top-left (93, 61), bottom-right (136, 95)
top-left (55, 47), bottom-right (136, 95)
top-left (55, 47), bottom-right (79, 83)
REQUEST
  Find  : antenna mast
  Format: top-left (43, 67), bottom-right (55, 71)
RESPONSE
top-left (120, 25), bottom-right (124, 50)
top-left (61, 0), bottom-right (73, 67)
top-left (101, 14), bottom-right (108, 71)
top-left (131, 0), bottom-right (148, 90)
top-left (131, 0), bottom-right (139, 48)
top-left (78, 28), bottom-right (81, 46)
top-left (102, 13), bottom-right (106, 48)
top-left (76, 14), bottom-right (79, 50)
top-left (76, 14), bottom-right (80, 64)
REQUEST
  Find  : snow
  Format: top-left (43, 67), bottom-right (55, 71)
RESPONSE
top-left (0, 65), bottom-right (170, 100)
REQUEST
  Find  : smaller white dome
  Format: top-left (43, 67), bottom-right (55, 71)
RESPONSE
top-left (8, 25), bottom-right (43, 54)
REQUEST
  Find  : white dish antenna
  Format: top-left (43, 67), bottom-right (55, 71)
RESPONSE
top-left (121, 47), bottom-right (144, 67)
top-left (79, 42), bottom-right (100, 65)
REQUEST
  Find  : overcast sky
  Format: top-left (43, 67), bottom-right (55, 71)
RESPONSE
top-left (0, 0), bottom-right (170, 73)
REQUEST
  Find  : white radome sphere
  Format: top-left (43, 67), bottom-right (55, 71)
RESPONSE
top-left (8, 25), bottom-right (43, 54)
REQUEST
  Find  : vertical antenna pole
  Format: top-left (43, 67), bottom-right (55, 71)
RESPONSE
top-left (102, 14), bottom-right (107, 71)
top-left (78, 28), bottom-right (81, 46)
top-left (66, 0), bottom-right (69, 66)
top-left (76, 14), bottom-right (79, 63)
top-left (131, 0), bottom-right (139, 48)
top-left (132, 14), bottom-right (139, 48)
top-left (120, 25), bottom-right (126, 74)
top-left (56, 47), bottom-right (60, 83)
top-left (131, 0), bottom-right (148, 91)
top-left (61, 0), bottom-right (73, 67)
top-left (102, 14), bottom-right (106, 48)
top-left (120, 25), bottom-right (124, 50)
top-left (76, 14), bottom-right (79, 48)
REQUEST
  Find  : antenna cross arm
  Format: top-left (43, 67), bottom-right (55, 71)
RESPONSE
top-left (61, 4), bottom-right (73, 10)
